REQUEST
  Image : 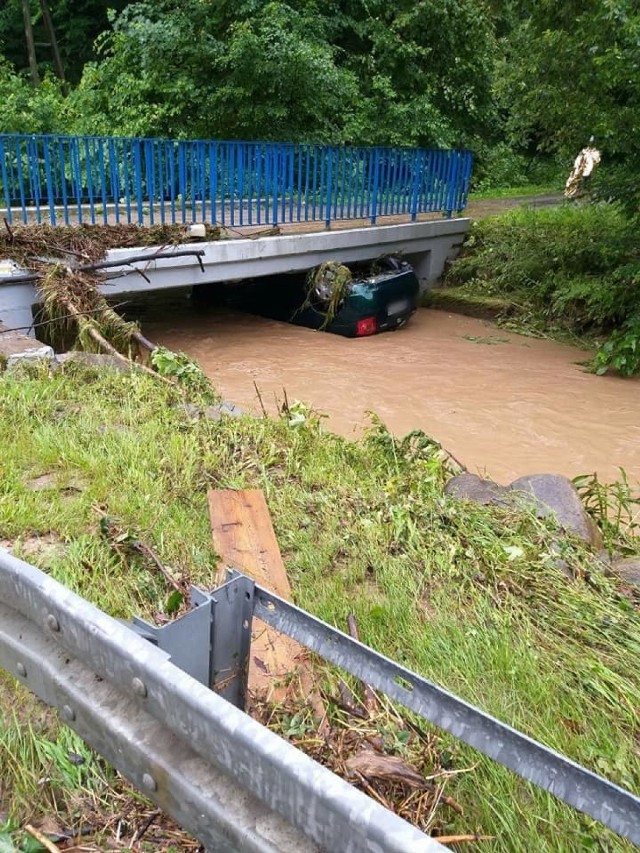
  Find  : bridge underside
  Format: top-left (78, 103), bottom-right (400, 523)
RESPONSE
top-left (0, 218), bottom-right (469, 335)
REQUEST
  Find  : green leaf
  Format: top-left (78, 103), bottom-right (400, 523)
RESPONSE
top-left (165, 590), bottom-right (184, 615)
top-left (0, 833), bottom-right (16, 853)
top-left (20, 837), bottom-right (46, 853)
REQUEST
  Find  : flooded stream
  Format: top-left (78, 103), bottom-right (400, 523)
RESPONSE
top-left (142, 293), bottom-right (640, 484)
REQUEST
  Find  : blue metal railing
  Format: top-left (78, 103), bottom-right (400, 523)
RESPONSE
top-left (0, 133), bottom-right (473, 228)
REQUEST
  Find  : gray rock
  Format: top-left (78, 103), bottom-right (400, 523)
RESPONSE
top-left (610, 556), bottom-right (640, 589)
top-left (182, 402), bottom-right (201, 418)
top-left (0, 321), bottom-right (54, 370)
top-left (6, 344), bottom-right (54, 369)
top-left (216, 401), bottom-right (244, 418)
top-left (183, 401), bottom-right (244, 421)
top-left (445, 471), bottom-right (604, 550)
top-left (509, 474), bottom-right (603, 548)
top-left (54, 351), bottom-right (132, 373)
top-left (443, 472), bottom-right (512, 506)
top-left (547, 540), bottom-right (574, 580)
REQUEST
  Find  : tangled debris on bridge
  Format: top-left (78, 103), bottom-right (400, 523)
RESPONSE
top-left (0, 222), bottom-right (224, 377)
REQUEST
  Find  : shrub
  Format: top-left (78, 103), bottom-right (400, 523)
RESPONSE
top-left (446, 203), bottom-right (640, 374)
top-left (447, 203), bottom-right (639, 329)
top-left (0, 58), bottom-right (68, 134)
top-left (591, 318), bottom-right (640, 377)
top-left (471, 143), bottom-right (564, 193)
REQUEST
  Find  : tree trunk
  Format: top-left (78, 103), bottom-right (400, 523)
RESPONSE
top-left (39, 0), bottom-right (66, 92)
top-left (22, 0), bottom-right (40, 86)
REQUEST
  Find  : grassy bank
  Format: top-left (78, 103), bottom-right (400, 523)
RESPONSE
top-left (444, 203), bottom-right (640, 375)
top-left (0, 364), bottom-right (639, 851)
top-left (467, 183), bottom-right (560, 202)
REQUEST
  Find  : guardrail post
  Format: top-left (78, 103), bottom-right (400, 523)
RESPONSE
top-left (1, 553), bottom-right (640, 848)
top-left (128, 573), bottom-right (254, 710)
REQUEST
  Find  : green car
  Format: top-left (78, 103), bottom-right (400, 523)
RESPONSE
top-left (199, 256), bottom-right (419, 337)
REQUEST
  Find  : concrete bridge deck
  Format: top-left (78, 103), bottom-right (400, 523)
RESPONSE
top-left (0, 216), bottom-right (470, 335)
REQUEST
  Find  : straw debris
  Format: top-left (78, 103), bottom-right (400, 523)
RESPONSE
top-left (253, 682), bottom-right (475, 839)
top-left (302, 261), bottom-right (353, 328)
top-left (0, 222), bottom-right (221, 376)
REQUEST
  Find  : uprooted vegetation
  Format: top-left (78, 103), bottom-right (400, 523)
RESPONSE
top-left (0, 223), bottom-right (222, 375)
top-left (300, 261), bottom-right (353, 327)
top-left (0, 365), bottom-right (638, 851)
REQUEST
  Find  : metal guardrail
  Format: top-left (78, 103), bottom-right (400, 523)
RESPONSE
top-left (1, 551), bottom-right (639, 850)
top-left (0, 134), bottom-right (473, 228)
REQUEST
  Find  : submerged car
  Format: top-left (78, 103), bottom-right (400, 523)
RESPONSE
top-left (195, 257), bottom-right (419, 337)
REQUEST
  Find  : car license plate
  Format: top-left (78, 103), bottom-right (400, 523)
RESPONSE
top-left (387, 299), bottom-right (409, 316)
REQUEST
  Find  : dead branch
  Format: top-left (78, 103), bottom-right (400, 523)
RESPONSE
top-left (435, 834), bottom-right (494, 845)
top-left (61, 299), bottom-right (175, 388)
top-left (130, 808), bottom-right (162, 844)
top-left (24, 824), bottom-right (61, 853)
top-left (131, 539), bottom-right (185, 596)
top-left (253, 381), bottom-right (268, 418)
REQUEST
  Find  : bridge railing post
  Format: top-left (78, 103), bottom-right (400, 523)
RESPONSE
top-left (370, 147), bottom-right (380, 225)
top-left (325, 146), bottom-right (333, 229)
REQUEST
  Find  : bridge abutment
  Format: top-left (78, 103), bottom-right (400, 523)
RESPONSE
top-left (0, 283), bottom-right (36, 336)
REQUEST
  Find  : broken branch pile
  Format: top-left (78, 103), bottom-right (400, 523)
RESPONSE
top-left (0, 222), bottom-right (221, 372)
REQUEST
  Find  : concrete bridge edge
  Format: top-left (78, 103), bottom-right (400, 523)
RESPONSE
top-left (0, 219), bottom-right (470, 336)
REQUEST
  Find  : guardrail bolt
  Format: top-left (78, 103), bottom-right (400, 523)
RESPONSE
top-left (132, 677), bottom-right (147, 698)
top-left (46, 614), bottom-right (60, 632)
top-left (60, 705), bottom-right (75, 722)
top-left (16, 662), bottom-right (26, 677)
top-left (142, 773), bottom-right (157, 792)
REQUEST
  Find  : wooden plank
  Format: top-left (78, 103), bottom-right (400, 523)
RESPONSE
top-left (208, 489), bottom-right (324, 721)
top-left (208, 489), bottom-right (292, 596)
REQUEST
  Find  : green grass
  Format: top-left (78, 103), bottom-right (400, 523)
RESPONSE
top-left (468, 183), bottom-right (560, 201)
top-left (422, 286), bottom-right (516, 320)
top-left (0, 365), bottom-right (638, 851)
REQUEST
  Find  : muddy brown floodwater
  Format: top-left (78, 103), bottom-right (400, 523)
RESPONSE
top-left (144, 297), bottom-right (640, 485)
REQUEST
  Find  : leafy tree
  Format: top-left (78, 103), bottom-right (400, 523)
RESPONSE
top-left (323, 0), bottom-right (497, 147)
top-left (202, 3), bottom-right (360, 142)
top-left (69, 0), bottom-right (497, 149)
top-left (70, 0), bottom-right (359, 141)
top-left (0, 54), bottom-right (66, 133)
top-left (0, 0), bottom-right (129, 83)
top-left (498, 2), bottom-right (640, 169)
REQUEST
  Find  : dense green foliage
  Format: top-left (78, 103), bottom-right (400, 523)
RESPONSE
top-left (0, 56), bottom-right (67, 134)
top-left (496, 0), bottom-right (640, 207)
top-left (446, 203), bottom-right (640, 374)
top-left (56, 0), bottom-right (498, 149)
top-left (0, 0), bottom-right (497, 150)
top-left (0, 0), bottom-right (129, 83)
top-left (498, 2), bottom-right (640, 159)
top-left (2, 1), bottom-right (639, 199)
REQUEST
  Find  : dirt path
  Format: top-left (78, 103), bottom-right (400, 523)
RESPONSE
top-left (463, 193), bottom-right (562, 219)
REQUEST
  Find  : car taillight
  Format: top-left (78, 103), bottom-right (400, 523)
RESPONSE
top-left (356, 316), bottom-right (378, 337)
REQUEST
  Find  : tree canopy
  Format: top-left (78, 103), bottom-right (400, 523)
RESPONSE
top-left (0, 0), bottom-right (639, 198)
